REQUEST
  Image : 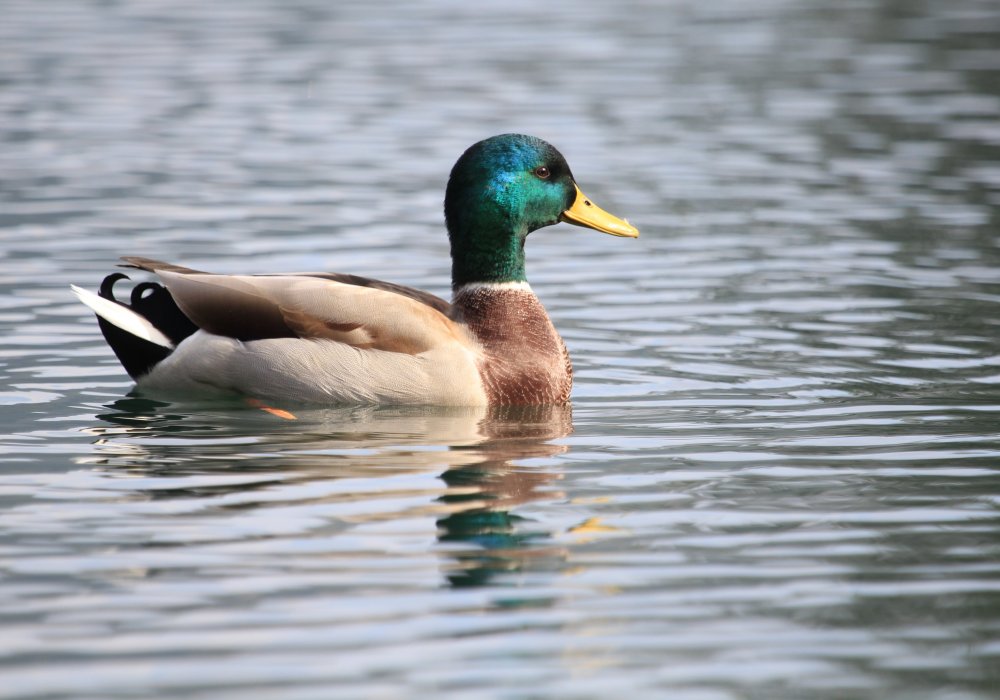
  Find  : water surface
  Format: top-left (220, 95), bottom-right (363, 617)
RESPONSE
top-left (2, 1), bottom-right (1000, 698)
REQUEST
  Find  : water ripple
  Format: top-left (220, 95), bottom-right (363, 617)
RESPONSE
top-left (2, 0), bottom-right (1000, 698)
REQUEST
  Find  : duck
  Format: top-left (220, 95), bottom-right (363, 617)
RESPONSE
top-left (72, 133), bottom-right (638, 406)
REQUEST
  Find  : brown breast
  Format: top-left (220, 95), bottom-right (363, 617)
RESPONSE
top-left (452, 284), bottom-right (572, 405)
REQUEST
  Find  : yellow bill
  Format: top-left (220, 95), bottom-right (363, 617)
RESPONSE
top-left (560, 185), bottom-right (639, 238)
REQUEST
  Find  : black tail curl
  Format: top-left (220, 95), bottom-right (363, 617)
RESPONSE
top-left (96, 273), bottom-right (199, 380)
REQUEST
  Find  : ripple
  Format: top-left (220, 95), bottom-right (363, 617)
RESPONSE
top-left (2, 0), bottom-right (1000, 698)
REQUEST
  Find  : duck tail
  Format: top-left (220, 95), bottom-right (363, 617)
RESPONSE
top-left (71, 273), bottom-right (198, 380)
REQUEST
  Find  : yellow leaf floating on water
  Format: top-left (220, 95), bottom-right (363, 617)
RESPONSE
top-left (569, 517), bottom-right (624, 535)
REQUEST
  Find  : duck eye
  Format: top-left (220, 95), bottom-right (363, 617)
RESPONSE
top-left (534, 166), bottom-right (550, 180)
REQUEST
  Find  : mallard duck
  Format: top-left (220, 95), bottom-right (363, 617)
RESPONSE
top-left (73, 134), bottom-right (638, 406)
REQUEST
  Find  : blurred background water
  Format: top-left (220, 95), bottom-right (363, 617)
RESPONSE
top-left (2, 0), bottom-right (1000, 698)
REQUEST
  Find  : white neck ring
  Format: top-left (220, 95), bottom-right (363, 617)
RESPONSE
top-left (454, 280), bottom-right (534, 294)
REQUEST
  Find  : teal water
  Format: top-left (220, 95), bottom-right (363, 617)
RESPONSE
top-left (2, 1), bottom-right (1000, 698)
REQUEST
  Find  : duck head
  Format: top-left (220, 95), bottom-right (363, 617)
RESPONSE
top-left (445, 134), bottom-right (638, 289)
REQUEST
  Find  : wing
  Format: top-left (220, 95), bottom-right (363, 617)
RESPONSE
top-left (145, 265), bottom-right (465, 355)
top-left (121, 257), bottom-right (451, 315)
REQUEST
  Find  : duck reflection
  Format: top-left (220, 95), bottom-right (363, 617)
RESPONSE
top-left (435, 405), bottom-right (571, 587)
top-left (81, 398), bottom-right (573, 587)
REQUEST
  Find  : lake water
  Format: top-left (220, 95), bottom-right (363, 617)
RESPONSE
top-left (2, 0), bottom-right (999, 698)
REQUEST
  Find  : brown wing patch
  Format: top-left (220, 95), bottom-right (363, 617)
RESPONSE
top-left (280, 306), bottom-right (451, 354)
top-left (323, 320), bottom-right (365, 334)
top-left (157, 273), bottom-right (297, 341)
top-left (279, 307), bottom-right (373, 346)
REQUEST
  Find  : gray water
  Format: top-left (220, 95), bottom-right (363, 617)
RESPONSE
top-left (2, 0), bottom-right (1000, 698)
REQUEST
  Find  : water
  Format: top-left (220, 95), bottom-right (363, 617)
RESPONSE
top-left (2, 0), bottom-right (1000, 697)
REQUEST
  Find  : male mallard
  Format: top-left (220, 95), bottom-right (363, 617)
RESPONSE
top-left (73, 134), bottom-right (638, 405)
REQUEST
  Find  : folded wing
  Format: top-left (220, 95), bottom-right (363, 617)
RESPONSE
top-left (146, 266), bottom-right (465, 355)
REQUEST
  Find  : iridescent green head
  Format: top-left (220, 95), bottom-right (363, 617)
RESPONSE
top-left (444, 134), bottom-right (638, 289)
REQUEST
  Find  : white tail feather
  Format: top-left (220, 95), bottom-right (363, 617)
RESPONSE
top-left (71, 285), bottom-right (174, 349)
